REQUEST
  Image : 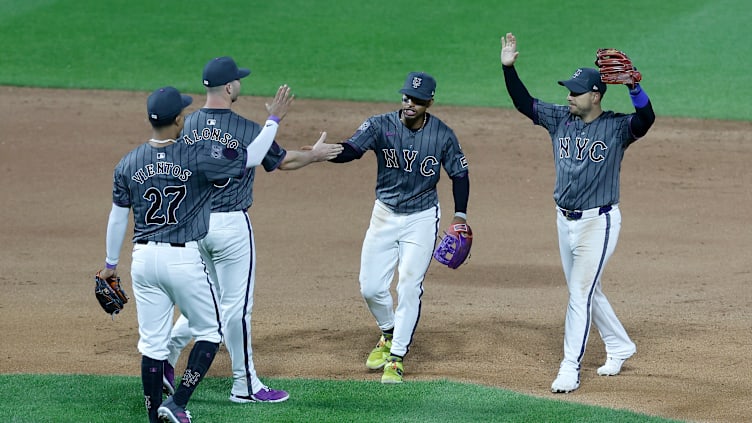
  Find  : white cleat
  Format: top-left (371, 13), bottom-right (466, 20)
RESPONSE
top-left (551, 371), bottom-right (580, 393)
top-left (597, 356), bottom-right (630, 376)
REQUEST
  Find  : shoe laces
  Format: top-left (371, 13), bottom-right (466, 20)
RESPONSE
top-left (377, 336), bottom-right (389, 348)
top-left (386, 359), bottom-right (403, 375)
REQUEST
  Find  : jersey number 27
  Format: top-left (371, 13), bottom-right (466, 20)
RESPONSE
top-left (143, 185), bottom-right (186, 225)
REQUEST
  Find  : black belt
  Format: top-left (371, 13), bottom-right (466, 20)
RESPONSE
top-left (559, 205), bottom-right (612, 221)
top-left (136, 240), bottom-right (186, 247)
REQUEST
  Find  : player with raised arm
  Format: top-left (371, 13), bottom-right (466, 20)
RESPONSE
top-left (164, 56), bottom-right (341, 404)
top-left (500, 32), bottom-right (655, 393)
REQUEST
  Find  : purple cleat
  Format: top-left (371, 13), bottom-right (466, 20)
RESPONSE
top-left (157, 396), bottom-right (191, 422)
top-left (229, 385), bottom-right (290, 403)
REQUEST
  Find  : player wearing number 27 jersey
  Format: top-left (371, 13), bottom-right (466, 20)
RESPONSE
top-left (101, 85), bottom-right (292, 422)
top-left (329, 72), bottom-right (470, 384)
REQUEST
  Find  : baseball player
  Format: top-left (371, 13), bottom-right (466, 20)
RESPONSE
top-left (499, 32), bottom-right (655, 393)
top-left (99, 85), bottom-right (293, 422)
top-left (164, 56), bottom-right (342, 404)
top-left (328, 71), bottom-right (470, 383)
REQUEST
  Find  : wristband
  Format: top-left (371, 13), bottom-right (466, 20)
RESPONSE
top-left (454, 212), bottom-right (468, 220)
top-left (105, 262), bottom-right (117, 270)
top-left (268, 115), bottom-right (280, 124)
top-left (629, 85), bottom-right (649, 108)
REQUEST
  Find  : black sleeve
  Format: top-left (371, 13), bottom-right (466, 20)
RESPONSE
top-left (630, 101), bottom-right (655, 139)
top-left (329, 142), bottom-right (363, 163)
top-left (451, 172), bottom-right (469, 213)
top-left (502, 65), bottom-right (536, 121)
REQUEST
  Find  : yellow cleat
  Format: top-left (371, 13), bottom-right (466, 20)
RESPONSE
top-left (381, 356), bottom-right (404, 384)
top-left (366, 335), bottom-right (392, 369)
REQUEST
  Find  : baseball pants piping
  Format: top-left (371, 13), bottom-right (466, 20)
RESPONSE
top-left (169, 210), bottom-right (264, 396)
top-left (359, 200), bottom-right (440, 357)
top-left (556, 205), bottom-right (636, 372)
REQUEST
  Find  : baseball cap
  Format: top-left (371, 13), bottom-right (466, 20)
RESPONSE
top-left (202, 56), bottom-right (251, 87)
top-left (558, 67), bottom-right (607, 95)
top-left (147, 86), bottom-right (193, 124)
top-left (399, 71), bottom-right (436, 100)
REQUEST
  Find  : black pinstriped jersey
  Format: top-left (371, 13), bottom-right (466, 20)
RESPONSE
top-left (345, 111), bottom-right (468, 214)
top-left (181, 108), bottom-right (286, 212)
top-left (534, 100), bottom-right (635, 210)
top-left (112, 140), bottom-right (246, 243)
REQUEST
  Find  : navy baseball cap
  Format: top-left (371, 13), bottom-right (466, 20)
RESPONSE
top-left (558, 68), bottom-right (607, 95)
top-left (147, 86), bottom-right (193, 123)
top-left (202, 56), bottom-right (251, 87)
top-left (399, 71), bottom-right (436, 100)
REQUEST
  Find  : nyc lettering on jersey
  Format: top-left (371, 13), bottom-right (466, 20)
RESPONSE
top-left (131, 161), bottom-right (193, 184)
top-left (558, 137), bottom-right (608, 163)
top-left (381, 149), bottom-right (468, 176)
top-left (181, 125), bottom-right (240, 149)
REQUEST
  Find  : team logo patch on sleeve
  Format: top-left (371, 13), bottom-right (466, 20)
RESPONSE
top-left (351, 120), bottom-right (370, 137)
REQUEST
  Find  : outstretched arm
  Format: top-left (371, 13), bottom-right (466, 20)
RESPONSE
top-left (328, 142), bottom-right (363, 163)
top-left (278, 132), bottom-right (344, 170)
top-left (500, 33), bottom-right (535, 120)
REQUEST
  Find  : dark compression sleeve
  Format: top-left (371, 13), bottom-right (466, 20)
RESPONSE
top-left (329, 142), bottom-right (363, 163)
top-left (502, 65), bottom-right (535, 121)
top-left (452, 172), bottom-right (469, 213)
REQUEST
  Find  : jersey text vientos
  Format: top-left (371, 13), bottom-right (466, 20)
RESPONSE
top-left (131, 161), bottom-right (193, 184)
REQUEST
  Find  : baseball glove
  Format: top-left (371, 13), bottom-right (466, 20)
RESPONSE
top-left (595, 48), bottom-right (642, 85)
top-left (94, 270), bottom-right (129, 317)
top-left (433, 223), bottom-right (473, 269)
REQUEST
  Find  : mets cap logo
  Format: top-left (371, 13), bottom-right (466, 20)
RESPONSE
top-left (411, 77), bottom-right (423, 89)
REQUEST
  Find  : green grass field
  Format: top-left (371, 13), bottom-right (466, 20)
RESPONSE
top-left (0, 375), bottom-right (685, 423)
top-left (0, 1), bottom-right (746, 421)
top-left (0, 0), bottom-right (749, 120)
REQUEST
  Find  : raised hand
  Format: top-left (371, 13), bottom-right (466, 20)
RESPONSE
top-left (265, 84), bottom-right (295, 121)
top-left (500, 32), bottom-right (519, 67)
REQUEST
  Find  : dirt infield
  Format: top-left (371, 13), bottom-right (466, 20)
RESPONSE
top-left (1, 86), bottom-right (750, 423)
